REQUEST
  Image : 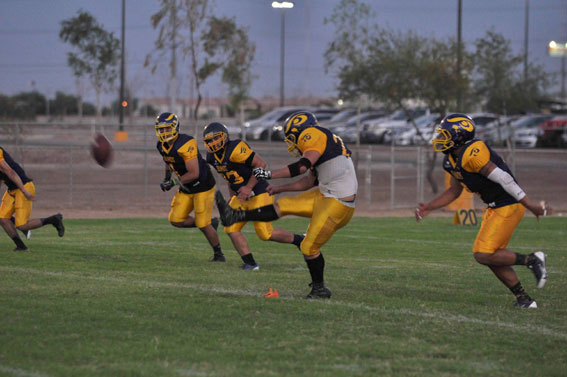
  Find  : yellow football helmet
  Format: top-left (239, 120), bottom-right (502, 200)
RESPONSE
top-left (283, 111), bottom-right (319, 156)
top-left (155, 112), bottom-right (179, 143)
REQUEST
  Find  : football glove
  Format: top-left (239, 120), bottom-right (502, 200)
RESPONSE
top-left (160, 179), bottom-right (175, 191)
top-left (253, 167), bottom-right (272, 180)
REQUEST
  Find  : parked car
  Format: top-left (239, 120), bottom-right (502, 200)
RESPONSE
top-left (320, 108), bottom-right (358, 131)
top-left (481, 114), bottom-right (553, 146)
top-left (361, 108), bottom-right (429, 144)
top-left (389, 113), bottom-right (442, 146)
top-left (332, 111), bottom-right (388, 143)
top-left (243, 106), bottom-right (314, 141)
top-left (538, 116), bottom-right (567, 148)
top-left (514, 127), bottom-right (542, 148)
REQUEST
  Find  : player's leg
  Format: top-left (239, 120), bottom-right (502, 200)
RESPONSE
top-left (224, 196), bottom-right (258, 269)
top-left (473, 204), bottom-right (539, 308)
top-left (194, 186), bottom-right (225, 262)
top-left (0, 190), bottom-right (27, 250)
top-left (246, 193), bottom-right (304, 249)
top-left (301, 194), bottom-right (355, 299)
top-left (168, 191), bottom-right (196, 228)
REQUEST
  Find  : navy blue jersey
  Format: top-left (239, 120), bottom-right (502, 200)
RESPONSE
top-left (296, 126), bottom-right (351, 166)
top-left (0, 147), bottom-right (32, 190)
top-left (443, 139), bottom-right (517, 208)
top-left (206, 139), bottom-right (269, 196)
top-left (156, 134), bottom-right (215, 194)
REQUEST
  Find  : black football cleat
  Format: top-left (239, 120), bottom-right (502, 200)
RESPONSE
top-left (515, 294), bottom-right (537, 309)
top-left (527, 251), bottom-right (547, 289)
top-left (211, 217), bottom-right (220, 231)
top-left (305, 282), bottom-right (332, 299)
top-left (215, 191), bottom-right (245, 226)
top-left (210, 252), bottom-right (226, 262)
top-left (13, 246), bottom-right (29, 252)
top-left (53, 213), bottom-right (65, 237)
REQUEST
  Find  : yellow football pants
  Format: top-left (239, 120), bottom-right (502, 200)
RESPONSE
top-left (277, 188), bottom-right (355, 256)
top-left (225, 192), bottom-right (274, 241)
top-left (473, 203), bottom-right (525, 253)
top-left (0, 182), bottom-right (35, 227)
top-left (168, 185), bottom-right (215, 228)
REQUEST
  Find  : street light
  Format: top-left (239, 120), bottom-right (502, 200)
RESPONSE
top-left (548, 40), bottom-right (567, 101)
top-left (271, 1), bottom-right (294, 107)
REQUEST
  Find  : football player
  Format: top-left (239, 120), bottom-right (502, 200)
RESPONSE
top-left (215, 111), bottom-right (357, 299)
top-left (0, 146), bottom-right (64, 251)
top-left (155, 112), bottom-right (225, 262)
top-left (415, 113), bottom-right (550, 308)
top-left (203, 122), bottom-right (304, 270)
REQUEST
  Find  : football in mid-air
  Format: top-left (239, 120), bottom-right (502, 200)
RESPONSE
top-left (91, 133), bottom-right (113, 168)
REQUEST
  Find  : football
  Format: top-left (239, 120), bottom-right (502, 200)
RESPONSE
top-left (91, 133), bottom-right (113, 168)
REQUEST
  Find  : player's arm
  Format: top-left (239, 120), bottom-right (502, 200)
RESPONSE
top-left (0, 160), bottom-right (34, 200)
top-left (267, 169), bottom-right (317, 195)
top-left (179, 158), bottom-right (200, 184)
top-left (237, 153), bottom-right (266, 202)
top-left (415, 175), bottom-right (462, 221)
top-left (480, 161), bottom-right (551, 219)
top-left (160, 164), bottom-right (175, 191)
top-left (254, 150), bottom-right (321, 180)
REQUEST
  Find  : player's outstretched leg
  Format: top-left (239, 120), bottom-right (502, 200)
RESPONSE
top-left (41, 213), bottom-right (65, 237)
top-left (215, 191), bottom-right (244, 226)
top-left (527, 251), bottom-right (547, 289)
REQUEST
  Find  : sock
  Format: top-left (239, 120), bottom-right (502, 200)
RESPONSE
top-left (241, 253), bottom-right (256, 266)
top-left (292, 234), bottom-right (303, 248)
top-left (509, 282), bottom-right (527, 298)
top-left (242, 205), bottom-right (279, 222)
top-left (41, 215), bottom-right (57, 226)
top-left (305, 253), bottom-right (325, 284)
top-left (514, 253), bottom-right (528, 265)
top-left (213, 244), bottom-right (223, 255)
top-left (11, 235), bottom-right (27, 249)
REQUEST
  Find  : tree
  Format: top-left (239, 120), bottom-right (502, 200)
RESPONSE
top-left (59, 10), bottom-right (121, 119)
top-left (146, 0), bottom-right (255, 121)
top-left (473, 30), bottom-right (549, 114)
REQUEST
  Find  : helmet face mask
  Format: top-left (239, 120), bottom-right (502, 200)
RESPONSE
top-left (155, 112), bottom-right (179, 143)
top-left (432, 113), bottom-right (475, 153)
top-left (283, 111), bottom-right (318, 157)
top-left (203, 122), bottom-right (229, 153)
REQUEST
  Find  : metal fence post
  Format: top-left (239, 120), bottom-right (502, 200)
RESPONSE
top-left (365, 144), bottom-right (372, 205)
top-left (69, 149), bottom-right (73, 207)
top-left (144, 125), bottom-right (148, 198)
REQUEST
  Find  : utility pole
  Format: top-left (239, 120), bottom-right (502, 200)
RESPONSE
top-left (119, 0), bottom-right (126, 130)
top-left (524, 0), bottom-right (529, 81)
top-left (168, 2), bottom-right (177, 113)
top-left (456, 0), bottom-right (462, 112)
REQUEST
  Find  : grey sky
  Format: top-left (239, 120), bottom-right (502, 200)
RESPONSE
top-left (0, 0), bottom-right (565, 105)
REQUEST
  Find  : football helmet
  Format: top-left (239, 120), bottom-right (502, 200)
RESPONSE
top-left (155, 112), bottom-right (179, 143)
top-left (432, 113), bottom-right (476, 153)
top-left (203, 122), bottom-right (229, 153)
top-left (283, 111), bottom-right (319, 156)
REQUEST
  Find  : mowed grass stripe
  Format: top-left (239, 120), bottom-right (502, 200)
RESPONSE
top-left (2, 265), bottom-right (566, 340)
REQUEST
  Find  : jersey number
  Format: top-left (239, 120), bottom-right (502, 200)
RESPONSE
top-left (333, 134), bottom-right (349, 157)
top-left (222, 171), bottom-right (244, 184)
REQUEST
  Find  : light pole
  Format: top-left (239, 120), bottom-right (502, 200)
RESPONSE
top-left (548, 41), bottom-right (567, 101)
top-left (271, 1), bottom-right (294, 107)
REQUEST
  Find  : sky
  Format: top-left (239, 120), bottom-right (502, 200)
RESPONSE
top-left (0, 0), bottom-right (566, 106)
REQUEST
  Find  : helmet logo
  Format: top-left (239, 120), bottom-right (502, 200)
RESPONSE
top-left (448, 117), bottom-right (474, 132)
top-left (292, 114), bottom-right (308, 125)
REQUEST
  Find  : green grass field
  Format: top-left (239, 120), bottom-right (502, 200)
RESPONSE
top-left (1, 216), bottom-right (566, 377)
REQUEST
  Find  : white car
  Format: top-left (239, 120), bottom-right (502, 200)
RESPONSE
top-left (243, 106), bottom-right (314, 141)
top-left (514, 127), bottom-right (541, 148)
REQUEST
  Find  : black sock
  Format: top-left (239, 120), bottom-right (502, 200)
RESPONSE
top-left (213, 244), bottom-right (223, 255)
top-left (514, 253), bottom-right (528, 265)
top-left (305, 253), bottom-right (325, 284)
top-left (241, 253), bottom-right (256, 265)
top-left (242, 205), bottom-right (279, 222)
top-left (41, 215), bottom-right (57, 226)
top-left (11, 235), bottom-right (27, 249)
top-left (292, 234), bottom-right (303, 248)
top-left (510, 282), bottom-right (527, 297)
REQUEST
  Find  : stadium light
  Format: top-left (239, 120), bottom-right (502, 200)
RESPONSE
top-left (548, 40), bottom-right (567, 100)
top-left (271, 1), bottom-right (294, 107)
top-left (271, 1), bottom-right (294, 9)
